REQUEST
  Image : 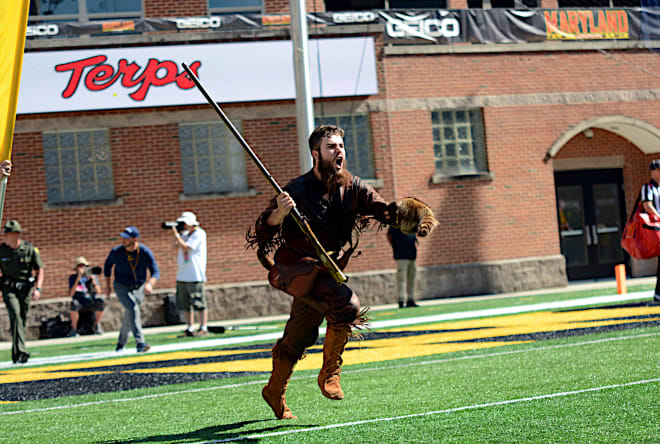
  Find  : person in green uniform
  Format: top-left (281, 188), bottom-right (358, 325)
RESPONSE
top-left (0, 220), bottom-right (44, 364)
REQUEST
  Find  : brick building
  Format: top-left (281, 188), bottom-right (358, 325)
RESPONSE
top-left (11, 0), bottom-right (660, 320)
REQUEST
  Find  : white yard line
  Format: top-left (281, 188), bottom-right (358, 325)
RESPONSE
top-left (1, 330), bottom-right (657, 416)
top-left (201, 378), bottom-right (660, 443)
top-left (1, 291), bottom-right (652, 369)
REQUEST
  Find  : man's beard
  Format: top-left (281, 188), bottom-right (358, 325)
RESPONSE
top-left (319, 156), bottom-right (351, 193)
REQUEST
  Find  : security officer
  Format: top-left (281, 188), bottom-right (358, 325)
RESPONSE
top-left (0, 220), bottom-right (44, 364)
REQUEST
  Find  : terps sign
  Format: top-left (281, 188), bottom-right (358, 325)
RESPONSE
top-left (17, 38), bottom-right (378, 114)
top-left (544, 9), bottom-right (629, 39)
top-left (55, 56), bottom-right (200, 101)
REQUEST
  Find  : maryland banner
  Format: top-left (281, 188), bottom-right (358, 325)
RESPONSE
top-left (25, 8), bottom-right (660, 45)
top-left (0, 0), bottom-right (29, 160)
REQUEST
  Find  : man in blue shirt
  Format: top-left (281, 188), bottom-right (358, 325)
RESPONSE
top-left (104, 226), bottom-right (159, 353)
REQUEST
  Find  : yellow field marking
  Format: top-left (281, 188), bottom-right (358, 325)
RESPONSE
top-left (126, 305), bottom-right (660, 374)
top-left (0, 371), bottom-right (111, 384)
top-left (1, 306), bottom-right (659, 385)
top-left (0, 349), bottom-right (270, 384)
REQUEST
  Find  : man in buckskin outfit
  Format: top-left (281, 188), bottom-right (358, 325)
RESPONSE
top-left (250, 124), bottom-right (436, 420)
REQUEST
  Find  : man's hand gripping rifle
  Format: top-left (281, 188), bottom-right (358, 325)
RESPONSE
top-left (181, 63), bottom-right (347, 286)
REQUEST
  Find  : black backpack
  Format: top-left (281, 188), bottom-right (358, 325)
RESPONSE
top-left (163, 294), bottom-right (184, 325)
top-left (39, 315), bottom-right (70, 339)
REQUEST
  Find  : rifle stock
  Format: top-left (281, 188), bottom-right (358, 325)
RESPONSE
top-left (181, 63), bottom-right (347, 285)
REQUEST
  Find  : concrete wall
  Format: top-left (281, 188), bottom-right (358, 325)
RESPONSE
top-left (0, 254), bottom-right (566, 341)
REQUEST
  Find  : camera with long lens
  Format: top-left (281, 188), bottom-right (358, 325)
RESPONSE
top-left (161, 221), bottom-right (185, 232)
top-left (84, 266), bottom-right (103, 277)
top-left (83, 266), bottom-right (102, 295)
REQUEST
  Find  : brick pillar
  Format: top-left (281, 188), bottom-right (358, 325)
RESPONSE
top-left (448, 0), bottom-right (468, 9)
top-left (307, 0), bottom-right (325, 12)
top-left (264, 0), bottom-right (326, 13)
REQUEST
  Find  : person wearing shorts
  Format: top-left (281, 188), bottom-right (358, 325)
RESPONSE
top-left (171, 211), bottom-right (208, 337)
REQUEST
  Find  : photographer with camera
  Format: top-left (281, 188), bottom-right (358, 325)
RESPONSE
top-left (166, 211), bottom-right (208, 337)
top-left (67, 256), bottom-right (105, 337)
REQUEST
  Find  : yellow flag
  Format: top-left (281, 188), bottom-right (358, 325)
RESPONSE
top-left (0, 0), bottom-right (30, 161)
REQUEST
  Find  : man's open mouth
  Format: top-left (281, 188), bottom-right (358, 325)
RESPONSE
top-left (335, 157), bottom-right (344, 169)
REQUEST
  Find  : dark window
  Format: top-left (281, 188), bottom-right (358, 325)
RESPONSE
top-left (490, 0), bottom-right (516, 7)
top-left (209, 0), bottom-right (262, 12)
top-left (492, 0), bottom-right (539, 6)
top-left (87, 0), bottom-right (141, 14)
top-left (558, 0), bottom-right (643, 5)
top-left (30, 0), bottom-right (78, 15)
top-left (557, 0), bottom-right (610, 7)
top-left (389, 0), bottom-right (447, 7)
top-left (29, 0), bottom-right (141, 21)
top-left (324, 0), bottom-right (385, 11)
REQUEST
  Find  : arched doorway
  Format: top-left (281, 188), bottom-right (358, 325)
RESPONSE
top-left (546, 116), bottom-right (660, 280)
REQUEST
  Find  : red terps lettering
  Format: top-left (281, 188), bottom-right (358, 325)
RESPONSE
top-left (55, 56), bottom-right (202, 101)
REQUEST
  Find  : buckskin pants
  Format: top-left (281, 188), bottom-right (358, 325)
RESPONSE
top-left (273, 273), bottom-right (360, 364)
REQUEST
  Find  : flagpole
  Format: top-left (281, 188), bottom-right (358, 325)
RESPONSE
top-left (0, 0), bottom-right (30, 224)
top-left (0, 176), bottom-right (7, 226)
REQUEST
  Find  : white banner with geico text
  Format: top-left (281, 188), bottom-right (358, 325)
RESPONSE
top-left (17, 37), bottom-right (377, 114)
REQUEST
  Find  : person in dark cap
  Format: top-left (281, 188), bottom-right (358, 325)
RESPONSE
top-left (641, 160), bottom-right (660, 303)
top-left (0, 220), bottom-right (44, 364)
top-left (103, 226), bottom-right (159, 353)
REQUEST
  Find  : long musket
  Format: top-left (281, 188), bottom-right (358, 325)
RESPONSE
top-left (181, 63), bottom-right (347, 285)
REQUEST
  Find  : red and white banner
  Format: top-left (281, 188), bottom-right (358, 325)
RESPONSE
top-left (18, 37), bottom-right (378, 114)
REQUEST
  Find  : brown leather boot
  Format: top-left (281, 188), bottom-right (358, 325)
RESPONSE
top-left (318, 325), bottom-right (351, 400)
top-left (262, 355), bottom-right (297, 419)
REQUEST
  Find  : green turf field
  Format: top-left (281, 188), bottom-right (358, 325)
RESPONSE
top-left (0, 285), bottom-right (658, 443)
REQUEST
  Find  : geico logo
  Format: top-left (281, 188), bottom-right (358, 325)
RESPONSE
top-left (175, 17), bottom-right (222, 29)
top-left (387, 17), bottom-right (460, 38)
top-left (332, 11), bottom-right (377, 23)
top-left (26, 24), bottom-right (59, 37)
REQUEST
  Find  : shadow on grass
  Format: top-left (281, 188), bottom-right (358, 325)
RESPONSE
top-left (95, 419), bottom-right (316, 443)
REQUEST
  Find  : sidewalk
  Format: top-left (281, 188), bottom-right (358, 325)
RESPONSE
top-left (1, 276), bottom-right (655, 351)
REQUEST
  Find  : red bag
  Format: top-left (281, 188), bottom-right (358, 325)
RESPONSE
top-left (621, 202), bottom-right (660, 259)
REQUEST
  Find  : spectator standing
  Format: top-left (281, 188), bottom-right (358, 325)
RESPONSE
top-left (103, 226), bottom-right (159, 353)
top-left (387, 226), bottom-right (419, 308)
top-left (67, 256), bottom-right (105, 336)
top-left (0, 220), bottom-right (44, 364)
top-left (171, 211), bottom-right (208, 337)
top-left (640, 159), bottom-right (660, 303)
